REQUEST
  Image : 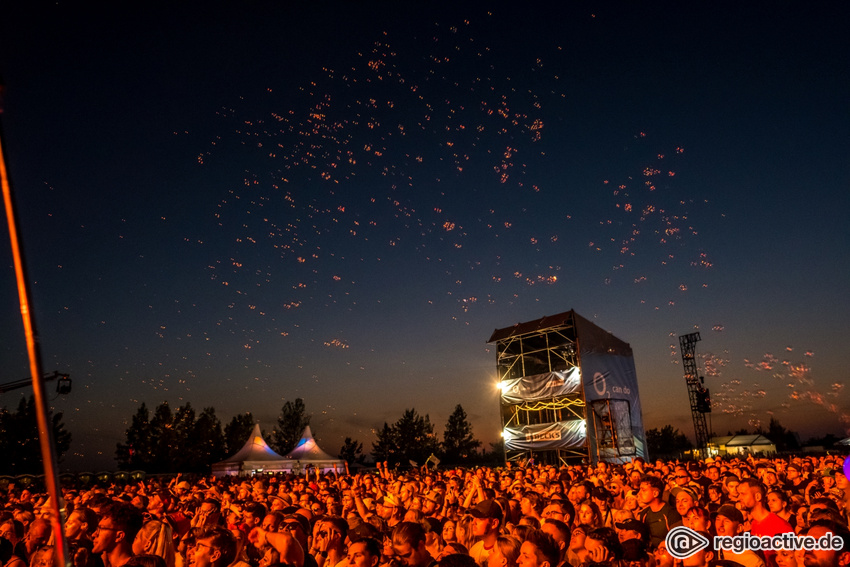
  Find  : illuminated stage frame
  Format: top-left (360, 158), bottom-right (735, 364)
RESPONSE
top-left (489, 310), bottom-right (646, 466)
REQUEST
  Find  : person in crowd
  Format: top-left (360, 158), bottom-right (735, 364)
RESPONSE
top-left (0, 519), bottom-right (25, 566)
top-left (713, 504), bottom-right (765, 567)
top-left (484, 537), bottom-right (520, 567)
top-left (723, 475), bottom-right (741, 504)
top-left (378, 495), bottom-right (405, 532)
top-left (539, 520), bottom-right (569, 567)
top-left (590, 488), bottom-right (613, 529)
top-left (454, 516), bottom-right (476, 552)
top-left (672, 486), bottom-right (698, 521)
top-left (541, 502), bottom-right (573, 530)
top-left (23, 519), bottom-right (50, 563)
top-left (133, 519), bottom-right (175, 567)
top-left (583, 527), bottom-right (621, 567)
top-left (468, 501), bottom-right (503, 567)
top-left (565, 525), bottom-right (587, 567)
top-left (312, 516), bottom-right (348, 567)
top-left (27, 545), bottom-right (54, 567)
top-left (441, 521), bottom-right (456, 545)
top-left (4, 454), bottom-right (850, 567)
top-left (189, 527), bottom-right (236, 567)
top-left (0, 538), bottom-right (25, 567)
top-left (519, 495), bottom-right (542, 525)
top-left (683, 507), bottom-right (711, 533)
top-left (799, 520), bottom-right (850, 567)
top-left (391, 522), bottom-right (437, 567)
top-left (652, 540), bottom-right (673, 567)
top-left (681, 532), bottom-right (714, 567)
top-left (636, 476), bottom-right (679, 548)
top-left (738, 478), bottom-right (793, 567)
top-left (438, 543), bottom-right (469, 561)
top-left (766, 490), bottom-right (796, 529)
top-left (566, 485), bottom-right (590, 514)
top-left (424, 518), bottom-right (444, 560)
top-left (775, 549), bottom-right (798, 567)
top-left (613, 519), bottom-right (648, 546)
top-left (191, 501), bottom-right (221, 531)
top-left (92, 502), bottom-right (144, 567)
top-left (66, 507), bottom-right (98, 545)
top-left (516, 530), bottom-right (559, 567)
top-left (175, 527), bottom-right (203, 567)
top-left (347, 538), bottom-right (381, 567)
top-left (576, 503), bottom-right (602, 531)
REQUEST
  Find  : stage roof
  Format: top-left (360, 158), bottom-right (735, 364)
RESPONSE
top-left (487, 309), bottom-right (576, 343)
top-left (487, 309), bottom-right (633, 357)
top-left (217, 423), bottom-right (285, 463)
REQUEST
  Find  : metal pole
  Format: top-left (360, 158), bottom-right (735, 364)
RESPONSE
top-left (0, 83), bottom-right (71, 567)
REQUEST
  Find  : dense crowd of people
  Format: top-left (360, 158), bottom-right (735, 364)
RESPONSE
top-left (2, 454), bottom-right (850, 567)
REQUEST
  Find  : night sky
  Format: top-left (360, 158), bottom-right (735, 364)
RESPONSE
top-left (1, 1), bottom-right (848, 471)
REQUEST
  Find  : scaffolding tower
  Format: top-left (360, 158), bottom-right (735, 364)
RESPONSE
top-left (490, 310), bottom-right (646, 465)
top-left (679, 332), bottom-right (710, 452)
top-left (495, 319), bottom-right (585, 464)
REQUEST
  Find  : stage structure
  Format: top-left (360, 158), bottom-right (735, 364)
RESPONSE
top-left (488, 310), bottom-right (646, 465)
top-left (679, 332), bottom-right (710, 452)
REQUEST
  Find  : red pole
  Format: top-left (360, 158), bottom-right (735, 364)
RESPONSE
top-left (0, 83), bottom-right (71, 567)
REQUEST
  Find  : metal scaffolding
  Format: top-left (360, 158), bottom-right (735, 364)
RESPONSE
top-left (492, 312), bottom-right (586, 465)
top-left (679, 332), bottom-right (710, 452)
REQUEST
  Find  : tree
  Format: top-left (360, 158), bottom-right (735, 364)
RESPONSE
top-left (187, 407), bottom-right (226, 471)
top-left (372, 408), bottom-right (439, 467)
top-left (338, 437), bottom-right (365, 465)
top-left (271, 398), bottom-right (311, 455)
top-left (804, 433), bottom-right (840, 449)
top-left (0, 395), bottom-right (71, 475)
top-left (441, 404), bottom-right (481, 463)
top-left (372, 422), bottom-right (397, 463)
top-left (116, 403), bottom-right (153, 470)
top-left (171, 403), bottom-right (197, 470)
top-left (487, 439), bottom-right (506, 462)
top-left (646, 425), bottom-right (692, 459)
top-left (117, 401), bottom-right (227, 473)
top-left (395, 409), bottom-right (439, 466)
top-left (148, 402), bottom-right (177, 473)
top-left (767, 417), bottom-right (800, 453)
top-left (225, 412), bottom-right (255, 454)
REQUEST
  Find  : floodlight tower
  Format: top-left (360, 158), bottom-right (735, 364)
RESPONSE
top-left (679, 332), bottom-right (710, 452)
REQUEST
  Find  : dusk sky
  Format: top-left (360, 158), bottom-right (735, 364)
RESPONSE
top-left (1, 1), bottom-right (848, 471)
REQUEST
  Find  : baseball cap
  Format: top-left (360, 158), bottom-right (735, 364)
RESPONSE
top-left (469, 499), bottom-right (502, 520)
top-left (615, 519), bottom-right (649, 540)
top-left (717, 504), bottom-right (743, 524)
top-left (671, 486), bottom-right (697, 500)
top-left (378, 493), bottom-right (401, 508)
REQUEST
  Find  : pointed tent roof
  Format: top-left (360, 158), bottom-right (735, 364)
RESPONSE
top-left (212, 423), bottom-right (344, 476)
top-left (283, 425), bottom-right (340, 462)
top-left (218, 423), bottom-right (286, 463)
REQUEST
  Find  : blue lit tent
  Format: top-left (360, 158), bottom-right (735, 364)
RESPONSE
top-left (282, 425), bottom-right (345, 472)
top-left (212, 423), bottom-right (344, 476)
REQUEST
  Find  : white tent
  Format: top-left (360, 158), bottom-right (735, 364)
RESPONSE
top-left (282, 425), bottom-right (345, 473)
top-left (708, 434), bottom-right (776, 456)
top-left (212, 424), bottom-right (344, 477)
